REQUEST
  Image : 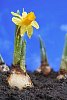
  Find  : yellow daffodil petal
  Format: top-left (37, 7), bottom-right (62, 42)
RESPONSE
top-left (12, 17), bottom-right (21, 25)
top-left (20, 26), bottom-right (26, 36)
top-left (11, 12), bottom-right (22, 18)
top-left (27, 26), bottom-right (33, 38)
top-left (27, 12), bottom-right (36, 21)
top-left (22, 12), bottom-right (27, 18)
top-left (31, 21), bottom-right (39, 29)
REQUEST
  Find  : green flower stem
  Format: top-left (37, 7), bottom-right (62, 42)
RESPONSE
top-left (13, 28), bottom-right (22, 65)
top-left (20, 40), bottom-right (26, 72)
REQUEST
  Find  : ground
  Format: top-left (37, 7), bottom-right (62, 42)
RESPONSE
top-left (0, 70), bottom-right (67, 100)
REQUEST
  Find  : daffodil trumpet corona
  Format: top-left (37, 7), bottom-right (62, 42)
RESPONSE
top-left (8, 9), bottom-right (39, 90)
top-left (36, 36), bottom-right (51, 76)
top-left (57, 34), bottom-right (67, 80)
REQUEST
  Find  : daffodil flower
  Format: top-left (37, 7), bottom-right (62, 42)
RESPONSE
top-left (11, 9), bottom-right (39, 38)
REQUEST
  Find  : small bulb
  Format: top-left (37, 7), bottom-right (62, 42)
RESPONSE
top-left (42, 66), bottom-right (51, 76)
top-left (57, 74), bottom-right (64, 80)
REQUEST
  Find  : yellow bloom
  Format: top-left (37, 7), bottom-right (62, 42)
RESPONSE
top-left (11, 9), bottom-right (39, 38)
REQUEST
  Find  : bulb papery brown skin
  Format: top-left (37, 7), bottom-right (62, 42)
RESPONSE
top-left (60, 68), bottom-right (67, 75)
top-left (41, 65), bottom-right (51, 76)
top-left (36, 61), bottom-right (51, 75)
top-left (7, 66), bottom-right (33, 90)
top-left (57, 69), bottom-right (67, 80)
top-left (57, 62), bottom-right (67, 80)
top-left (36, 64), bottom-right (51, 76)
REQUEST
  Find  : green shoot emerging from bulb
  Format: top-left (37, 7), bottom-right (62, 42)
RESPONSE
top-left (36, 35), bottom-right (51, 76)
top-left (57, 34), bottom-right (67, 80)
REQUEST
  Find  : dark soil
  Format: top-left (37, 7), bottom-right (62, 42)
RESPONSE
top-left (0, 70), bottom-right (67, 100)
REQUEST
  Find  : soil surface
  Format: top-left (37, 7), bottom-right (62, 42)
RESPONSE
top-left (0, 70), bottom-right (67, 100)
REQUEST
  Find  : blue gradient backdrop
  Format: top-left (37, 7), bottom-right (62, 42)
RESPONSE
top-left (0, 0), bottom-right (67, 71)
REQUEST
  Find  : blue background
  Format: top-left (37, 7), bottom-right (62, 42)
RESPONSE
top-left (0, 0), bottom-right (67, 71)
